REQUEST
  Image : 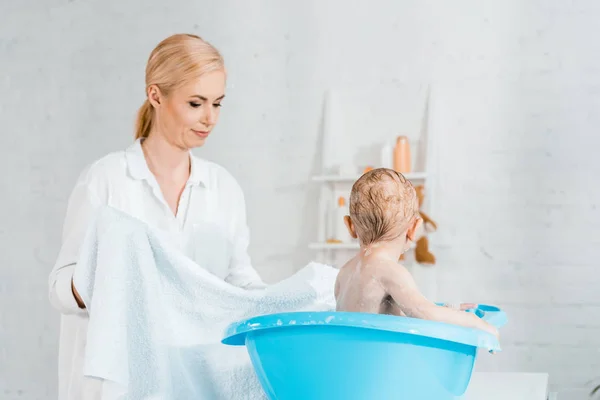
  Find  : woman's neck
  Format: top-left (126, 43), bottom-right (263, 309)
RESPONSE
top-left (141, 134), bottom-right (190, 181)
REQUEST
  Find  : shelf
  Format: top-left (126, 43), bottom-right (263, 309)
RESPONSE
top-left (312, 172), bottom-right (427, 183)
top-left (308, 242), bottom-right (360, 250)
top-left (309, 241), bottom-right (416, 251)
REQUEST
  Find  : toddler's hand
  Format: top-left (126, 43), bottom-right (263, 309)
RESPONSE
top-left (442, 302), bottom-right (478, 310)
top-left (488, 325), bottom-right (500, 355)
top-left (484, 323), bottom-right (499, 340)
top-left (459, 303), bottom-right (478, 311)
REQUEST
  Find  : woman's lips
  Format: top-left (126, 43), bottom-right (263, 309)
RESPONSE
top-left (192, 129), bottom-right (210, 138)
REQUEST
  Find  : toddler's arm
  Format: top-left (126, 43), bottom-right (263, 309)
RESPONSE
top-left (381, 265), bottom-right (498, 338)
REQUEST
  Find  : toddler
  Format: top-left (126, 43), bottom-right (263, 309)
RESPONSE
top-left (334, 168), bottom-right (498, 337)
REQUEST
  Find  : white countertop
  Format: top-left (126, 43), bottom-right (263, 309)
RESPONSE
top-left (463, 372), bottom-right (550, 400)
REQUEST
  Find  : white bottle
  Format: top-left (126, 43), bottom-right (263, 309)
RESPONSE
top-left (380, 142), bottom-right (393, 169)
top-left (334, 196), bottom-right (353, 242)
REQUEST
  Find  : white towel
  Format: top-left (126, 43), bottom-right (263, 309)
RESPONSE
top-left (73, 206), bottom-right (338, 400)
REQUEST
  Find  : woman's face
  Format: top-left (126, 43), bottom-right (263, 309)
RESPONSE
top-left (148, 69), bottom-right (226, 149)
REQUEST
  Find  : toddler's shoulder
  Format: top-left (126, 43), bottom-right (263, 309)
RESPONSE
top-left (377, 260), bottom-right (411, 283)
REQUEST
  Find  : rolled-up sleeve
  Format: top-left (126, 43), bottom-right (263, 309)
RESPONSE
top-left (225, 186), bottom-right (266, 290)
top-left (49, 172), bottom-right (104, 314)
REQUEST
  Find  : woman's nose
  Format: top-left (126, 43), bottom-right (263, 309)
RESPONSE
top-left (201, 107), bottom-right (216, 126)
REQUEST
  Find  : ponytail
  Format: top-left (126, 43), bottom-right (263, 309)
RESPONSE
top-left (134, 99), bottom-right (153, 140)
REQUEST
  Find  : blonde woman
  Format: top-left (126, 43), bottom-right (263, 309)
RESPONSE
top-left (48, 34), bottom-right (265, 399)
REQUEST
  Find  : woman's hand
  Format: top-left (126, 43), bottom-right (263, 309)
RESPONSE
top-left (71, 278), bottom-right (86, 309)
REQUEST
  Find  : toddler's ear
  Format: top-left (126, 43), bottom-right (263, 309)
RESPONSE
top-left (344, 216), bottom-right (358, 239)
top-left (407, 217), bottom-right (422, 242)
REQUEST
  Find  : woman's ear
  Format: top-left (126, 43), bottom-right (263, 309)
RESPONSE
top-left (344, 215), bottom-right (358, 239)
top-left (147, 84), bottom-right (162, 108)
top-left (407, 217), bottom-right (423, 242)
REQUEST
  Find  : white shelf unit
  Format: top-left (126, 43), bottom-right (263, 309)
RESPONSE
top-left (311, 172), bottom-right (428, 183)
top-left (309, 238), bottom-right (419, 251)
top-left (309, 87), bottom-right (439, 285)
top-left (308, 242), bottom-right (360, 250)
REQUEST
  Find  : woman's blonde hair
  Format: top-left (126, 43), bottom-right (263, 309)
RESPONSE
top-left (135, 34), bottom-right (225, 140)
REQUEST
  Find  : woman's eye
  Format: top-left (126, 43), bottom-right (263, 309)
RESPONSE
top-left (213, 103), bottom-right (222, 108)
top-left (189, 102), bottom-right (201, 108)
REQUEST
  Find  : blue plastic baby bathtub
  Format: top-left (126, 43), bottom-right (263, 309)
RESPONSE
top-left (222, 305), bottom-right (506, 400)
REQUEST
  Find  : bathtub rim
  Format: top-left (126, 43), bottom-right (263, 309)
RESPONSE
top-left (221, 310), bottom-right (502, 352)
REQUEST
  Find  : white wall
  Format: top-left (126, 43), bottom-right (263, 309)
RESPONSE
top-left (1, 1), bottom-right (599, 398)
top-left (431, 4), bottom-right (600, 399)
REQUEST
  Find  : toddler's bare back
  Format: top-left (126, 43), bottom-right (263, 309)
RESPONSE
top-left (335, 255), bottom-right (405, 316)
top-left (335, 253), bottom-right (500, 338)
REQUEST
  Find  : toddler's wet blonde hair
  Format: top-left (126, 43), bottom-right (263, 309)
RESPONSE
top-left (349, 168), bottom-right (419, 246)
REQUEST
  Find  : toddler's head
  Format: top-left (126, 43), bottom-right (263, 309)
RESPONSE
top-left (346, 168), bottom-right (421, 247)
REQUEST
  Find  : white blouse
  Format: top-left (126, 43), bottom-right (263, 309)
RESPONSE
top-left (48, 139), bottom-right (265, 400)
